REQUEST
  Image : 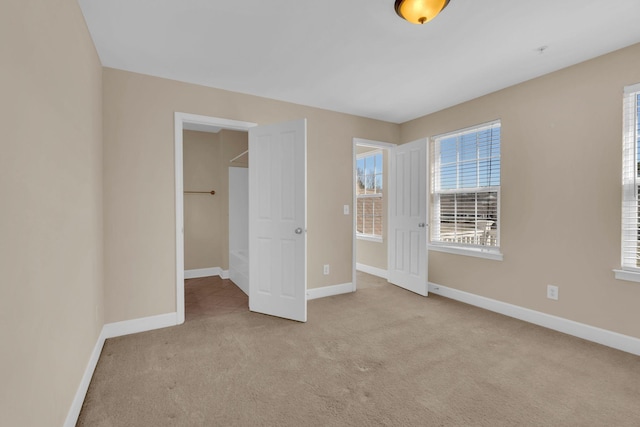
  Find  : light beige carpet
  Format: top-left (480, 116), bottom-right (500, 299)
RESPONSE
top-left (77, 273), bottom-right (640, 426)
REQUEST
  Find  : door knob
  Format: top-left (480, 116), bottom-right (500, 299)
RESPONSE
top-left (295, 227), bottom-right (303, 234)
top-left (418, 223), bottom-right (426, 228)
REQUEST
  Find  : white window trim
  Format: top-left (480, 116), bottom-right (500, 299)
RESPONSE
top-left (357, 234), bottom-right (383, 243)
top-left (613, 269), bottom-right (640, 283)
top-left (430, 120), bottom-right (501, 253)
top-left (434, 119), bottom-right (501, 141)
top-left (429, 242), bottom-right (503, 261)
top-left (615, 82), bottom-right (640, 282)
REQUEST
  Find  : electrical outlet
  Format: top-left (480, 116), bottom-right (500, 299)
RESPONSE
top-left (323, 264), bottom-right (330, 275)
top-left (344, 205), bottom-right (349, 215)
top-left (547, 285), bottom-right (558, 300)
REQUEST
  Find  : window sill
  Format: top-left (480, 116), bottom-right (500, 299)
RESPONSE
top-left (613, 269), bottom-right (640, 283)
top-left (356, 235), bottom-right (383, 243)
top-left (428, 244), bottom-right (503, 261)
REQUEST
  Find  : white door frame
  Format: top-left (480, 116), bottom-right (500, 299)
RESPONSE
top-left (351, 138), bottom-right (396, 290)
top-left (174, 112), bottom-right (257, 324)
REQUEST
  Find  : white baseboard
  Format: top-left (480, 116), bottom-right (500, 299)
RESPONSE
top-left (307, 282), bottom-right (354, 300)
top-left (63, 328), bottom-right (107, 427)
top-left (184, 267), bottom-right (229, 280)
top-left (64, 280), bottom-right (640, 427)
top-left (356, 263), bottom-right (388, 279)
top-left (103, 312), bottom-right (178, 339)
top-left (428, 282), bottom-right (640, 356)
top-left (65, 312), bottom-right (180, 426)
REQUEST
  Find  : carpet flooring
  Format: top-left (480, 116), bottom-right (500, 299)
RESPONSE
top-left (77, 273), bottom-right (640, 426)
top-left (184, 276), bottom-right (248, 321)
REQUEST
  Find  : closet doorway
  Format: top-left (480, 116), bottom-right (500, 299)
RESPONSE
top-left (182, 125), bottom-right (250, 321)
top-left (175, 114), bottom-right (309, 324)
top-left (175, 113), bottom-right (256, 324)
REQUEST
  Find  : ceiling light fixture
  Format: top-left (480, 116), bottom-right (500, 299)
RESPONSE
top-left (394, 0), bottom-right (450, 25)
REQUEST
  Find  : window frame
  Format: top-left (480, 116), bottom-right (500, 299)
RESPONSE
top-left (429, 120), bottom-right (503, 260)
top-left (615, 83), bottom-right (640, 282)
top-left (355, 149), bottom-right (384, 241)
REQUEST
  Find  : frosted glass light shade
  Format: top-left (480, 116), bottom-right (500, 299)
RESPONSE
top-left (394, 0), bottom-right (450, 24)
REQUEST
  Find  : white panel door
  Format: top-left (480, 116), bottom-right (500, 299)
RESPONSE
top-left (249, 119), bottom-right (307, 322)
top-left (388, 138), bottom-right (428, 296)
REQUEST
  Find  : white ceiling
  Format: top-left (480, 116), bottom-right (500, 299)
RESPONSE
top-left (78, 0), bottom-right (640, 124)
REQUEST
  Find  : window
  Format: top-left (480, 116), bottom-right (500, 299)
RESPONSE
top-left (356, 151), bottom-right (383, 239)
top-left (620, 83), bottom-right (640, 273)
top-left (430, 121), bottom-right (501, 253)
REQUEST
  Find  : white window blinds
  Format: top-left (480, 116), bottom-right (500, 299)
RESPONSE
top-left (430, 121), bottom-right (501, 249)
top-left (621, 83), bottom-right (640, 270)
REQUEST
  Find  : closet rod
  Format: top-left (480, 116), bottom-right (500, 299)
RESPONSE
top-left (229, 149), bottom-right (249, 163)
top-left (184, 190), bottom-right (216, 195)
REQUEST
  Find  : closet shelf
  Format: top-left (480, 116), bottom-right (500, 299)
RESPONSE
top-left (230, 150), bottom-right (248, 163)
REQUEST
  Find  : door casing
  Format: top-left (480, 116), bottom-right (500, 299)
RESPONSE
top-left (351, 138), bottom-right (396, 290)
top-left (352, 137), bottom-right (429, 295)
top-left (174, 112), bottom-right (257, 324)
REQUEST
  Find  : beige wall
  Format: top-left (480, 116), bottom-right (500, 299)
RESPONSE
top-left (3, 2), bottom-right (639, 424)
top-left (183, 130), bottom-right (223, 270)
top-left (103, 68), bottom-right (399, 323)
top-left (356, 146), bottom-right (388, 269)
top-left (402, 42), bottom-right (640, 339)
top-left (0, 0), bottom-right (104, 426)
top-left (183, 129), bottom-right (248, 271)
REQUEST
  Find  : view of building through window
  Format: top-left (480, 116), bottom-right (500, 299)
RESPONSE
top-left (431, 121), bottom-right (501, 248)
top-left (356, 151), bottom-right (383, 238)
